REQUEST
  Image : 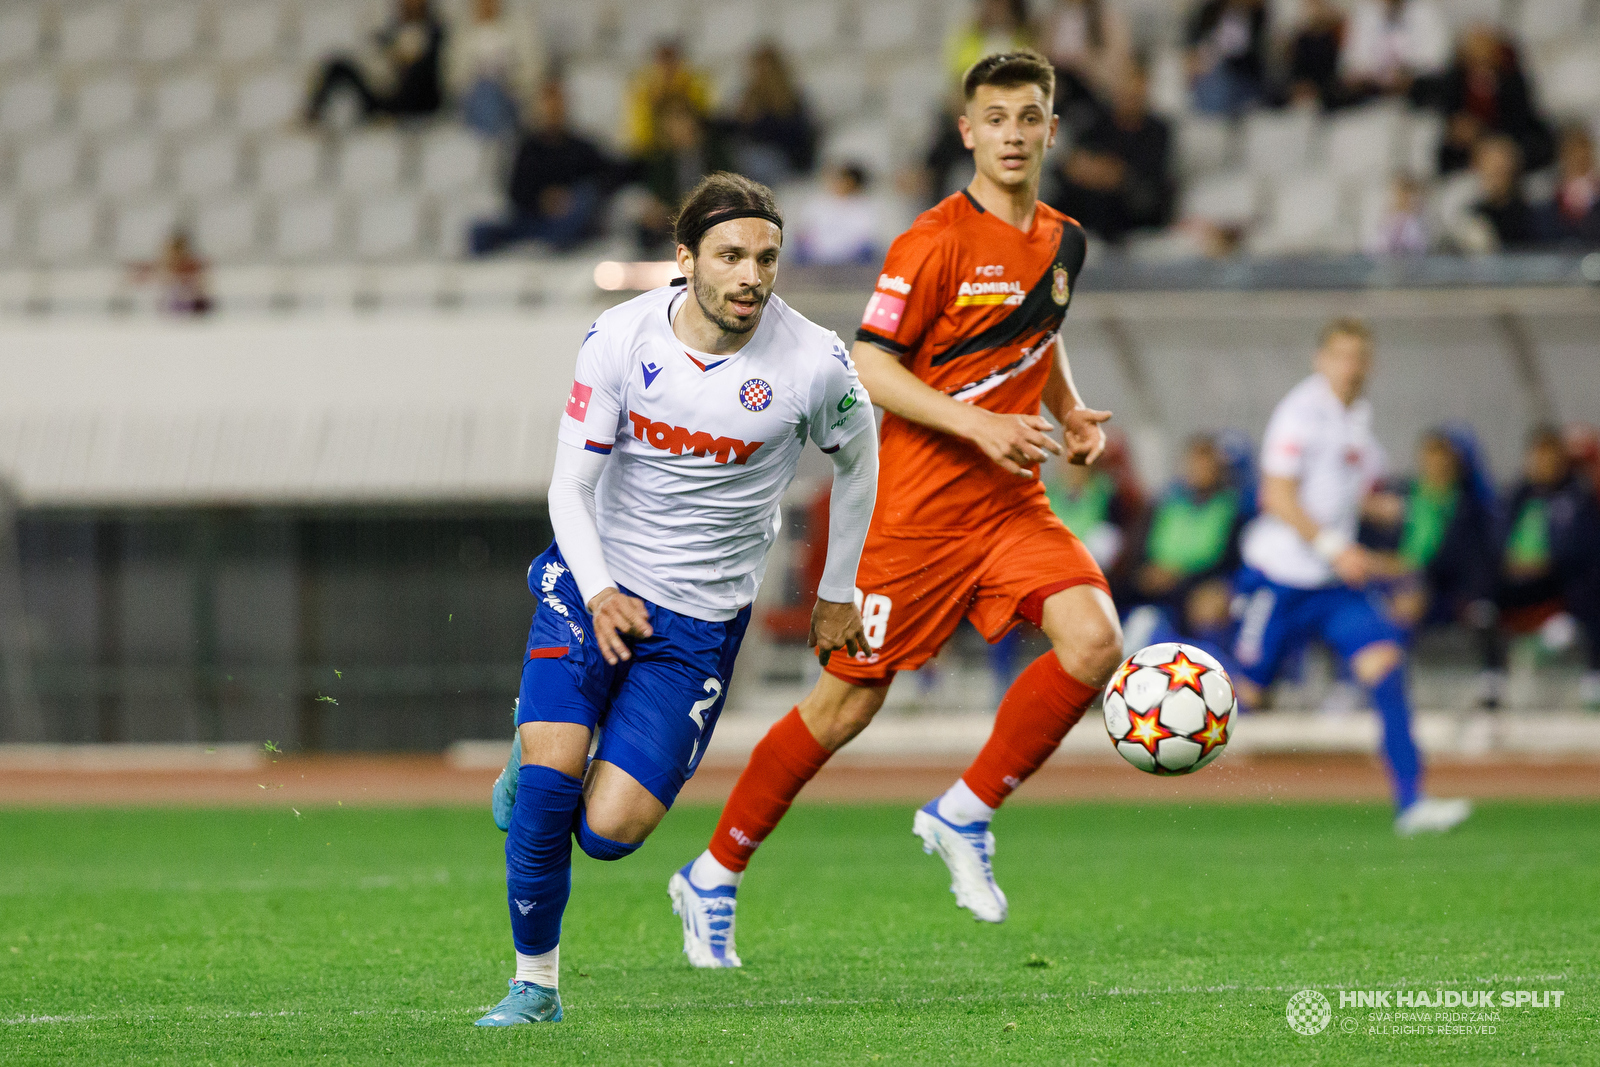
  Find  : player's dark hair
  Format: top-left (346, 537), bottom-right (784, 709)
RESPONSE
top-left (673, 173), bottom-right (783, 256)
top-left (1318, 317), bottom-right (1373, 348)
top-left (962, 49), bottom-right (1055, 105)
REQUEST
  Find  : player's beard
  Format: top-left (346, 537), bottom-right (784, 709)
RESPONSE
top-left (692, 271), bottom-right (767, 335)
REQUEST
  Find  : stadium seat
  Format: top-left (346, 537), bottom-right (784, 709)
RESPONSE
top-left (540, 3), bottom-right (604, 60)
top-left (694, 2), bottom-right (770, 59)
top-left (153, 73), bottom-right (219, 133)
top-left (775, 0), bottom-right (844, 55)
top-left (1439, 0), bottom-right (1508, 33)
top-left (1406, 111), bottom-right (1444, 178)
top-left (111, 199), bottom-right (181, 261)
top-left (883, 63), bottom-right (948, 130)
top-left (235, 70), bottom-right (301, 133)
top-left (294, 3), bottom-right (364, 62)
top-left (1243, 107), bottom-right (1316, 177)
top-left (615, 0), bottom-right (687, 61)
top-left (72, 72), bottom-right (145, 134)
top-left (798, 59), bottom-right (870, 125)
top-left (418, 127), bottom-right (489, 194)
top-left (58, 4), bottom-right (128, 67)
top-left (563, 63), bottom-right (625, 148)
top-left (1536, 41), bottom-right (1600, 117)
top-left (272, 194), bottom-right (341, 259)
top-left (819, 120), bottom-right (896, 183)
top-left (1175, 115), bottom-right (1235, 179)
top-left (137, 1), bottom-right (204, 64)
top-left (1, 75), bottom-right (60, 134)
top-left (1324, 104), bottom-right (1404, 182)
top-left (32, 198), bottom-right (100, 263)
top-left (859, 0), bottom-right (922, 51)
top-left (17, 135), bottom-right (82, 195)
top-left (0, 5), bottom-right (46, 67)
top-left (1181, 170), bottom-right (1260, 228)
top-left (1250, 173), bottom-right (1352, 256)
top-left (194, 195), bottom-right (261, 260)
top-left (1518, 0), bottom-right (1591, 46)
top-left (336, 130), bottom-right (405, 192)
top-left (353, 193), bottom-right (425, 259)
top-left (255, 133), bottom-right (324, 193)
top-left (94, 135), bottom-right (163, 197)
top-left (0, 200), bottom-right (19, 260)
top-left (433, 188), bottom-right (502, 259)
top-left (219, 0), bottom-right (286, 63)
top-left (176, 134), bottom-right (243, 197)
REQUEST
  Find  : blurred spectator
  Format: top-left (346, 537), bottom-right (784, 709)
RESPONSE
top-left (469, 79), bottom-right (612, 256)
top-left (1280, 0), bottom-right (1347, 110)
top-left (1037, 0), bottom-right (1134, 128)
top-left (1383, 429), bottom-right (1500, 701)
top-left (1531, 125), bottom-right (1600, 248)
top-left (305, 0), bottom-right (445, 126)
top-left (128, 228), bottom-right (211, 316)
top-left (1489, 426), bottom-right (1600, 708)
top-left (1045, 433), bottom-right (1144, 584)
top-left (1046, 63), bottom-right (1174, 244)
top-left (1446, 135), bottom-right (1533, 253)
top-left (946, 0), bottom-right (1035, 87)
top-left (721, 42), bottom-right (818, 185)
top-left (1364, 174), bottom-right (1431, 256)
top-left (636, 98), bottom-right (734, 252)
top-left (445, 0), bottom-right (542, 139)
top-left (1185, 0), bottom-right (1270, 117)
top-left (1129, 435), bottom-right (1246, 632)
top-left (1339, 0), bottom-right (1449, 104)
top-left (624, 41), bottom-right (713, 157)
top-left (1433, 25), bottom-right (1553, 176)
top-left (792, 163), bottom-right (880, 266)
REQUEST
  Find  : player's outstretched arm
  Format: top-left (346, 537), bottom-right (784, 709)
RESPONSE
top-left (809, 426), bottom-right (878, 666)
top-left (1044, 335), bottom-right (1112, 466)
top-left (850, 340), bottom-right (1061, 478)
top-left (547, 441), bottom-right (653, 664)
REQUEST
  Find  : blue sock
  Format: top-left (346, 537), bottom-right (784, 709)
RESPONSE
top-left (506, 764), bottom-right (583, 956)
top-left (574, 810), bottom-right (642, 861)
top-left (1369, 667), bottom-right (1421, 812)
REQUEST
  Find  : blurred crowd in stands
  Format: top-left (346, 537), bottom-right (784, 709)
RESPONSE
top-left (273, 0), bottom-right (1600, 261)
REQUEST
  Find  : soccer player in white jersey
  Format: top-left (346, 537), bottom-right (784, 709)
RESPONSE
top-left (1233, 318), bottom-right (1470, 837)
top-left (475, 174), bottom-right (879, 1026)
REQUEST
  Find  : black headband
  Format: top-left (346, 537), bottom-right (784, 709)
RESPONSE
top-left (678, 208), bottom-right (784, 255)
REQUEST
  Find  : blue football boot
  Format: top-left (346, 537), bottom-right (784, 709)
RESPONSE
top-left (474, 979), bottom-right (562, 1026)
top-left (668, 861), bottom-right (741, 968)
top-left (491, 725), bottom-right (521, 832)
top-left (913, 799), bottom-right (1007, 923)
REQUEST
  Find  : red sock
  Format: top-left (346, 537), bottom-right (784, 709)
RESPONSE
top-left (708, 707), bottom-right (832, 872)
top-left (961, 652), bottom-right (1099, 808)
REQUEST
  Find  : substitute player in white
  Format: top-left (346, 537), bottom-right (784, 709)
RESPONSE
top-left (1234, 318), bottom-right (1470, 836)
top-left (476, 174), bottom-right (878, 1025)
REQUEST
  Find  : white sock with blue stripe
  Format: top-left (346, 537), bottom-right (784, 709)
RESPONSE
top-left (936, 779), bottom-right (994, 827)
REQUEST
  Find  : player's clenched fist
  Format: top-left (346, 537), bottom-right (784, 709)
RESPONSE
top-left (963, 409), bottom-right (1063, 478)
top-left (587, 587), bottom-right (653, 665)
top-left (809, 598), bottom-right (869, 667)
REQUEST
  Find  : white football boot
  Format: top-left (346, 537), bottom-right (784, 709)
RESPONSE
top-left (913, 800), bottom-right (1008, 923)
top-left (1394, 797), bottom-right (1472, 837)
top-left (668, 862), bottom-right (742, 968)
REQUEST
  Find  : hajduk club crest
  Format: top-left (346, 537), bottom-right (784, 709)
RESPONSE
top-left (1051, 265), bottom-right (1070, 306)
top-left (740, 378), bottom-right (773, 412)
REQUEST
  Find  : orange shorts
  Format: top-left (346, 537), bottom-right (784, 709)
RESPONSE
top-left (824, 500), bottom-right (1109, 686)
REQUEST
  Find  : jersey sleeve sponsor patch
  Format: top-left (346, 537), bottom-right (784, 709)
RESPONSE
top-left (564, 380), bottom-right (593, 421)
top-left (862, 291), bottom-right (907, 336)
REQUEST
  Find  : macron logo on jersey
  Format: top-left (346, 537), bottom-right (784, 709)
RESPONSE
top-left (627, 411), bottom-right (763, 465)
top-left (565, 381), bottom-right (593, 420)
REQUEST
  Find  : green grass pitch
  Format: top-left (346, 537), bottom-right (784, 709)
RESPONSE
top-left (1, 802), bottom-right (1593, 1065)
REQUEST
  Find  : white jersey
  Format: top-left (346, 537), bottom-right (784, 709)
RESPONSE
top-left (1241, 373), bottom-right (1386, 589)
top-left (557, 284), bottom-right (875, 620)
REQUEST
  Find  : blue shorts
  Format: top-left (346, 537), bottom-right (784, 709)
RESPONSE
top-left (1231, 567), bottom-right (1405, 689)
top-left (516, 543), bottom-right (750, 808)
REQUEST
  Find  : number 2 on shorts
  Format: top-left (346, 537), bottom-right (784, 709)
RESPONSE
top-left (686, 678), bottom-right (722, 767)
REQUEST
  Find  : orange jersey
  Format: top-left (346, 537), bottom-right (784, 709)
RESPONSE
top-left (856, 191), bottom-right (1087, 532)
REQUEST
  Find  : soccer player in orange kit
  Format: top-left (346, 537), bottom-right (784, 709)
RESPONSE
top-left (669, 51), bottom-right (1124, 963)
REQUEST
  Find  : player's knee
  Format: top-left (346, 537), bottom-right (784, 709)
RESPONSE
top-left (575, 810), bottom-right (643, 861)
top-left (1353, 641), bottom-right (1405, 687)
top-left (799, 678), bottom-right (887, 751)
top-left (1055, 617), bottom-right (1123, 688)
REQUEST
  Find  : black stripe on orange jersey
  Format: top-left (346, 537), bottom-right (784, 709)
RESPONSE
top-left (853, 326), bottom-right (908, 354)
top-left (928, 222), bottom-right (1086, 367)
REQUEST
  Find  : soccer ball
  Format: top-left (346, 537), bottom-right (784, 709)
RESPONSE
top-left (1102, 643), bottom-right (1236, 775)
